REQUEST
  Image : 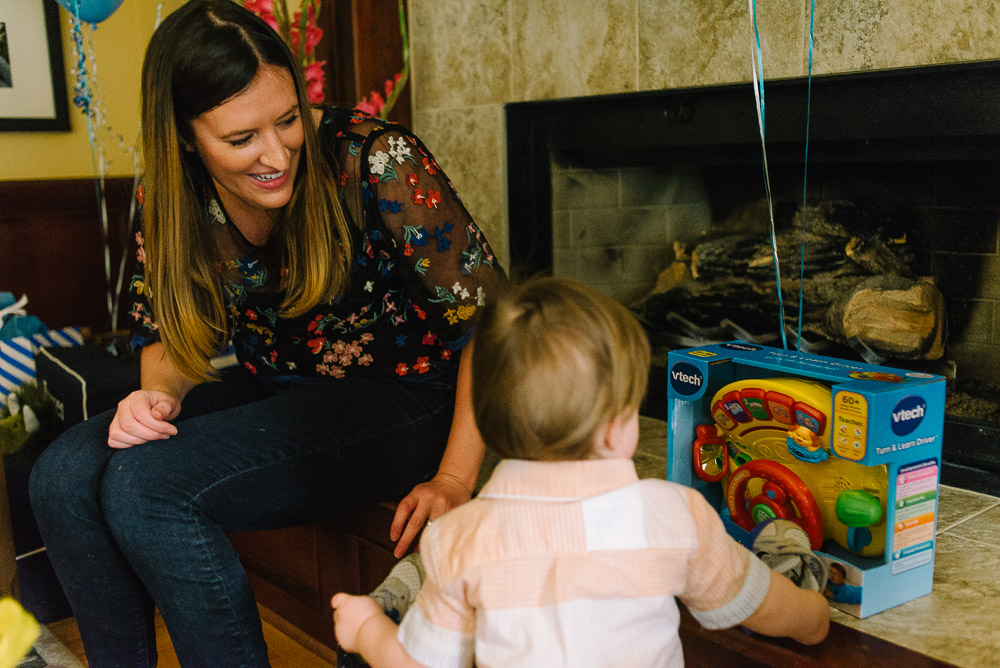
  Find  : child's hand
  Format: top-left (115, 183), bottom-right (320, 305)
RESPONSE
top-left (331, 593), bottom-right (383, 653)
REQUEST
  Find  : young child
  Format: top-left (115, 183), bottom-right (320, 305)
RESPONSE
top-left (331, 277), bottom-right (830, 667)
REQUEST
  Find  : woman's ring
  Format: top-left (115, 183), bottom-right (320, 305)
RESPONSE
top-left (425, 519), bottom-right (435, 527)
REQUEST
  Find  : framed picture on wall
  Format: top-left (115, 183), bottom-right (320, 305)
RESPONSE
top-left (0, 0), bottom-right (70, 131)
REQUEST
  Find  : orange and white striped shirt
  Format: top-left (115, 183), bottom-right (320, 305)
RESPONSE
top-left (397, 458), bottom-right (771, 667)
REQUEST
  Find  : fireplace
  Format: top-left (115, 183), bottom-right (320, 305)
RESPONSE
top-left (505, 60), bottom-right (1000, 494)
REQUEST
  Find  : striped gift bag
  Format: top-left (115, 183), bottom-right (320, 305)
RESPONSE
top-left (0, 327), bottom-right (85, 392)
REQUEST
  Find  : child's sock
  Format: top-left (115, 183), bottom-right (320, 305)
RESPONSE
top-left (751, 519), bottom-right (828, 592)
top-left (368, 553), bottom-right (425, 623)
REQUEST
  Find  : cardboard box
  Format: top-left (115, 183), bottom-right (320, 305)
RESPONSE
top-left (666, 341), bottom-right (945, 618)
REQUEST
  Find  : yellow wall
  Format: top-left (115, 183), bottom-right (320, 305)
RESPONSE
top-left (2, 1), bottom-right (185, 181)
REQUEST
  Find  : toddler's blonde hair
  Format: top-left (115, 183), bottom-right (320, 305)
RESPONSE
top-left (472, 277), bottom-right (650, 460)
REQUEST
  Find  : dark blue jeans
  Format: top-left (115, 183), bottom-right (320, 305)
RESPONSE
top-left (29, 371), bottom-right (454, 668)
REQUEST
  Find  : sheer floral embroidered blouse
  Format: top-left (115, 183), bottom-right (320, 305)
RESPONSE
top-left (128, 107), bottom-right (505, 383)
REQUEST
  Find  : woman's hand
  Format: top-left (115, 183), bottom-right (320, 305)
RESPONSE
top-left (107, 389), bottom-right (180, 449)
top-left (390, 472), bottom-right (472, 558)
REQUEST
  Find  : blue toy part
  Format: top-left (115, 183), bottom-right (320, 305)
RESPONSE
top-left (787, 436), bottom-right (829, 463)
top-left (846, 527), bottom-right (873, 552)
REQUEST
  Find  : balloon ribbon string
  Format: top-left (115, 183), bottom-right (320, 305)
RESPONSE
top-left (797, 0), bottom-right (816, 351)
top-left (70, 2), bottom-right (115, 328)
top-left (749, 0), bottom-right (788, 350)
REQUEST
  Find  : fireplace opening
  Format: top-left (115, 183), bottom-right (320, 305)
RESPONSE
top-left (506, 61), bottom-right (1000, 494)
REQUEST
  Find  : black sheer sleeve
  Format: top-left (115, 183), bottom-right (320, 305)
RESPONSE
top-left (361, 124), bottom-right (506, 347)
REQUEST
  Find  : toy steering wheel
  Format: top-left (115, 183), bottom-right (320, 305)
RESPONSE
top-left (726, 459), bottom-right (824, 550)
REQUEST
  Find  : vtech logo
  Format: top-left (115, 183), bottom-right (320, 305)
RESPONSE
top-left (670, 362), bottom-right (704, 396)
top-left (891, 395), bottom-right (926, 436)
top-left (720, 343), bottom-right (762, 352)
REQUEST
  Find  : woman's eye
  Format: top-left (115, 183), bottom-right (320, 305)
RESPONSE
top-left (280, 114), bottom-right (300, 127)
top-left (229, 135), bottom-right (252, 147)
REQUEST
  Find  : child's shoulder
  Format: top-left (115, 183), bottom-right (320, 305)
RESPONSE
top-left (633, 479), bottom-right (720, 539)
top-left (635, 477), bottom-right (701, 504)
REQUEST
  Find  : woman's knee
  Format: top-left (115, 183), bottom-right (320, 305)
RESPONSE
top-left (29, 415), bottom-right (115, 522)
top-left (98, 447), bottom-right (195, 548)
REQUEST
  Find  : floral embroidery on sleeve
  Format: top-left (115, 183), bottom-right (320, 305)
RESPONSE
top-left (363, 126), bottom-right (504, 347)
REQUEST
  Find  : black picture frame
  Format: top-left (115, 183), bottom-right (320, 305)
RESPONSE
top-left (0, 1), bottom-right (70, 132)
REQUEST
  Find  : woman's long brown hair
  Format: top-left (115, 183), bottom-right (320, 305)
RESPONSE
top-left (140, 0), bottom-right (352, 381)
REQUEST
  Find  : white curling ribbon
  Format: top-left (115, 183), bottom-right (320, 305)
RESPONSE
top-left (0, 295), bottom-right (29, 326)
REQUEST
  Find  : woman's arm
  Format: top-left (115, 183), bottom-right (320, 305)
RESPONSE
top-left (140, 342), bottom-right (197, 400)
top-left (390, 340), bottom-right (485, 557)
top-left (347, 122), bottom-right (502, 556)
top-left (107, 343), bottom-right (197, 449)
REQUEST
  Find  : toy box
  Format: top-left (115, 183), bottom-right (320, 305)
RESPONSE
top-left (666, 341), bottom-right (945, 618)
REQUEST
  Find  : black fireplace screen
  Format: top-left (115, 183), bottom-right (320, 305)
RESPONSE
top-left (505, 61), bottom-right (1000, 494)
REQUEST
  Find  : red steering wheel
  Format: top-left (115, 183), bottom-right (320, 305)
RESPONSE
top-left (726, 459), bottom-right (824, 550)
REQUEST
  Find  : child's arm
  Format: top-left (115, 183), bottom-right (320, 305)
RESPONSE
top-left (741, 570), bottom-right (830, 645)
top-left (331, 593), bottom-right (428, 668)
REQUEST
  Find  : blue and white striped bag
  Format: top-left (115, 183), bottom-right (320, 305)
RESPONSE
top-left (0, 327), bottom-right (85, 393)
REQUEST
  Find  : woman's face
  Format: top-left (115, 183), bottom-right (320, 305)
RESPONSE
top-left (188, 64), bottom-right (303, 227)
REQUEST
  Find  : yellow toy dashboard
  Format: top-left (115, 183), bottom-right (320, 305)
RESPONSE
top-left (692, 377), bottom-right (888, 557)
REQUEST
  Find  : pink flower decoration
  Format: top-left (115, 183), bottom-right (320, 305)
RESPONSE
top-left (242, 1), bottom-right (326, 102)
top-left (291, 8), bottom-right (323, 57)
top-left (244, 0), bottom-right (274, 14)
top-left (305, 60), bottom-right (326, 103)
top-left (261, 13), bottom-right (279, 32)
top-left (356, 91), bottom-right (386, 117)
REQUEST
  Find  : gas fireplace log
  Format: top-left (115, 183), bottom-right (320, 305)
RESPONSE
top-left (631, 200), bottom-right (944, 361)
top-left (827, 276), bottom-right (946, 360)
top-left (633, 271), bottom-right (945, 360)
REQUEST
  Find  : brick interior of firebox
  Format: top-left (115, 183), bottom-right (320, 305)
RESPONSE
top-left (550, 155), bottom-right (1000, 429)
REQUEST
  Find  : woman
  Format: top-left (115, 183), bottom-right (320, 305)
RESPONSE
top-left (29, 1), bottom-right (503, 665)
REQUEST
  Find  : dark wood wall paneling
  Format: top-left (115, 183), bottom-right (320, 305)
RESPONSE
top-left (0, 178), bottom-right (135, 334)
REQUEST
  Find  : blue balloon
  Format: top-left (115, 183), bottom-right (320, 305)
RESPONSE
top-left (53, 0), bottom-right (125, 24)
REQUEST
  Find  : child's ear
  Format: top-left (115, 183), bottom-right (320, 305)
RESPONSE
top-left (594, 412), bottom-right (636, 459)
top-left (593, 421), bottom-right (616, 458)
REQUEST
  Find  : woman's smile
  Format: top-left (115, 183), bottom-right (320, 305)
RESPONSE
top-left (248, 169), bottom-right (289, 189)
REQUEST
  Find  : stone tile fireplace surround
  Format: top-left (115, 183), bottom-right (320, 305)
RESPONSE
top-left (406, 1), bottom-right (1000, 492)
